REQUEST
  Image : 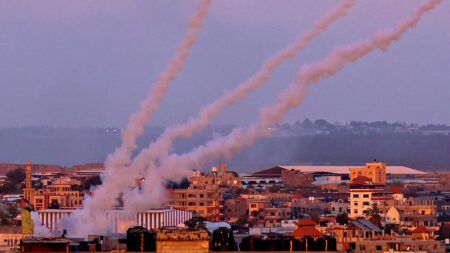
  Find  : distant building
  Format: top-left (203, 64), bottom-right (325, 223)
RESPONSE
top-left (169, 163), bottom-right (241, 221)
top-left (350, 162), bottom-right (387, 185)
top-left (281, 169), bottom-right (313, 187)
top-left (223, 198), bottom-right (247, 222)
top-left (289, 219), bottom-right (324, 239)
top-left (23, 162), bottom-right (83, 210)
top-left (37, 208), bottom-right (192, 233)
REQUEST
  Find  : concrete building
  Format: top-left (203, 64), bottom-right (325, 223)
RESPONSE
top-left (170, 163), bottom-right (241, 221)
top-left (0, 226), bottom-right (23, 252)
top-left (170, 184), bottom-right (224, 221)
top-left (329, 198), bottom-right (350, 215)
top-left (23, 161), bottom-right (83, 210)
top-left (281, 169), bottom-right (313, 187)
top-left (23, 161), bottom-right (35, 204)
top-left (223, 197), bottom-right (247, 222)
top-left (289, 219), bottom-right (324, 239)
top-left (349, 176), bottom-right (389, 218)
top-left (37, 208), bottom-right (192, 233)
top-left (350, 162), bottom-right (387, 185)
top-left (191, 162), bottom-right (241, 188)
top-left (156, 227), bottom-right (209, 253)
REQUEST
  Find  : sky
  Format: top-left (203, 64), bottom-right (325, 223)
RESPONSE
top-left (0, 0), bottom-right (449, 128)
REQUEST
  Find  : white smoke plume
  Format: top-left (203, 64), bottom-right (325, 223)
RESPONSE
top-left (64, 0), bottom-right (211, 236)
top-left (31, 212), bottom-right (53, 237)
top-left (125, 0), bottom-right (441, 212)
top-left (120, 0), bottom-right (356, 212)
top-left (130, 0), bottom-right (355, 178)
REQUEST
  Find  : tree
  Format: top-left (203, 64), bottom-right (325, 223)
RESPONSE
top-left (84, 175), bottom-right (102, 190)
top-left (336, 212), bottom-right (348, 225)
top-left (438, 224), bottom-right (450, 240)
top-left (365, 203), bottom-right (381, 227)
top-left (6, 168), bottom-right (26, 184)
top-left (0, 182), bottom-right (18, 194)
top-left (71, 184), bottom-right (84, 192)
top-left (309, 212), bottom-right (320, 224)
top-left (235, 215), bottom-right (248, 227)
top-left (384, 223), bottom-right (399, 235)
top-left (6, 205), bottom-right (19, 217)
top-left (184, 216), bottom-right (206, 228)
top-left (0, 210), bottom-right (9, 219)
top-left (267, 185), bottom-right (281, 193)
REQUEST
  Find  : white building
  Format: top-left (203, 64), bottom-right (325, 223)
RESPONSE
top-left (37, 208), bottom-right (192, 233)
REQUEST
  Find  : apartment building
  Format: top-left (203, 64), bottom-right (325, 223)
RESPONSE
top-left (170, 163), bottom-right (241, 221)
top-left (349, 176), bottom-right (390, 218)
top-left (170, 184), bottom-right (224, 221)
top-left (350, 162), bottom-right (387, 184)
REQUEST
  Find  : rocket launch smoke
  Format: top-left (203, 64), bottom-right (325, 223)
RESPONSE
top-left (63, 0), bottom-right (441, 236)
top-left (123, 0), bottom-right (356, 211)
top-left (123, 0), bottom-right (441, 213)
top-left (77, 0), bottom-right (357, 220)
top-left (64, 0), bottom-right (211, 236)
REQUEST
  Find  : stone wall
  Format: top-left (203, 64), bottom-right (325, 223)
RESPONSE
top-left (156, 240), bottom-right (209, 253)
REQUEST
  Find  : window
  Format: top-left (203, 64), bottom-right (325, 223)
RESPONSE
top-left (363, 194), bottom-right (370, 198)
top-left (332, 207), bottom-right (335, 211)
top-left (354, 202), bottom-right (358, 206)
top-left (376, 246), bottom-right (382, 250)
top-left (363, 202), bottom-right (370, 206)
top-left (354, 210), bottom-right (358, 214)
top-left (353, 194), bottom-right (359, 198)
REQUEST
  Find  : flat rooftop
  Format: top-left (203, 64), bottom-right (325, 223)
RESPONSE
top-left (252, 165), bottom-right (426, 177)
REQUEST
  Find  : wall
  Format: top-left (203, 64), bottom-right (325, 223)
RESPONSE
top-left (156, 240), bottom-right (209, 253)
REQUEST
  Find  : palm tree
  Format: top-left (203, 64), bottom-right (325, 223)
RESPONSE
top-left (365, 203), bottom-right (381, 227)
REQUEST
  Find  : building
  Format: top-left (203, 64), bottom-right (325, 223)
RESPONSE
top-left (349, 176), bottom-right (390, 218)
top-left (281, 169), bottom-right (313, 187)
top-left (289, 219), bottom-right (324, 239)
top-left (170, 163), bottom-right (241, 221)
top-left (23, 161), bottom-right (83, 210)
top-left (330, 220), bottom-right (382, 250)
top-left (0, 226), bottom-right (23, 252)
top-left (224, 198), bottom-right (247, 222)
top-left (170, 184), bottom-right (224, 221)
top-left (32, 178), bottom-right (83, 210)
top-left (250, 163), bottom-right (424, 185)
top-left (37, 208), bottom-right (192, 233)
top-left (191, 163), bottom-right (241, 188)
top-left (329, 198), bottom-right (350, 215)
top-left (23, 161), bottom-right (35, 204)
top-left (156, 227), bottom-right (209, 253)
top-left (21, 237), bottom-right (71, 252)
top-left (352, 238), bottom-right (442, 253)
top-left (350, 162), bottom-right (387, 184)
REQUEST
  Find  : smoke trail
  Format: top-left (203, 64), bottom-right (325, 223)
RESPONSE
top-left (126, 0), bottom-right (441, 212)
top-left (123, 0), bottom-right (356, 205)
top-left (64, 0), bottom-right (211, 236)
top-left (31, 212), bottom-right (53, 237)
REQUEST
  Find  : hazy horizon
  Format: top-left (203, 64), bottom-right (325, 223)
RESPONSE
top-left (0, 0), bottom-right (449, 128)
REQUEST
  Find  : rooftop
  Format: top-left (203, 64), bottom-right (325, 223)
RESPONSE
top-left (252, 165), bottom-right (426, 177)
